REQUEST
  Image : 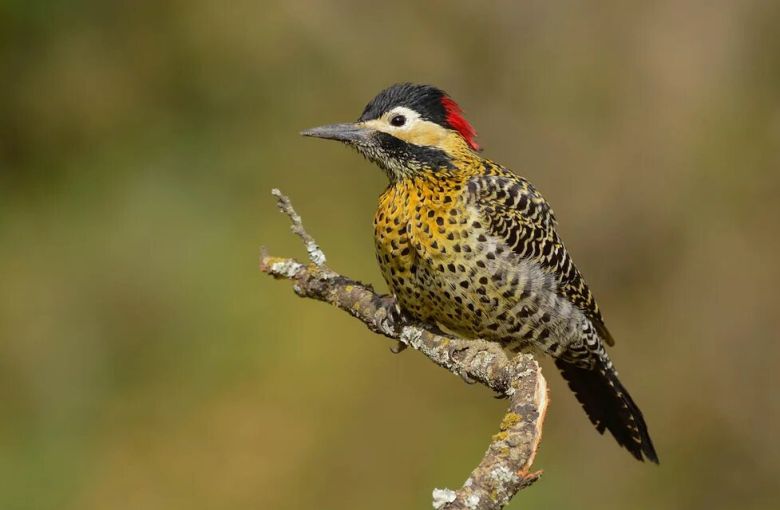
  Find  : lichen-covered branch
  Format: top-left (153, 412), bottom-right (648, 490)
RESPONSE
top-left (260, 190), bottom-right (548, 510)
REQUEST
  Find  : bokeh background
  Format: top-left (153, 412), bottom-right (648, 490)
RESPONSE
top-left (1, 1), bottom-right (779, 509)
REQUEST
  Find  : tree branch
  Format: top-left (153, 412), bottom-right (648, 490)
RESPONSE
top-left (260, 189), bottom-right (548, 510)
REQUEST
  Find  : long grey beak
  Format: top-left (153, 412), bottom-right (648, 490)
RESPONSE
top-left (300, 123), bottom-right (372, 143)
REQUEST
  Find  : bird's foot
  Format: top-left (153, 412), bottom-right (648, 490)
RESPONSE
top-left (459, 371), bottom-right (478, 385)
top-left (445, 344), bottom-right (477, 384)
top-left (389, 340), bottom-right (408, 354)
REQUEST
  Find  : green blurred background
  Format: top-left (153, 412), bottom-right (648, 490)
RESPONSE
top-left (1, 1), bottom-right (779, 509)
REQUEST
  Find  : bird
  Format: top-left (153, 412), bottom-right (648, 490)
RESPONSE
top-left (301, 83), bottom-right (658, 463)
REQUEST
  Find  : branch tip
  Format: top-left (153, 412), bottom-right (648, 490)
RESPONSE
top-left (270, 189), bottom-right (327, 266)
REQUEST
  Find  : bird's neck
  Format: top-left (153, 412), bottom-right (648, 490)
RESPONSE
top-left (387, 154), bottom-right (488, 201)
top-left (392, 152), bottom-right (487, 184)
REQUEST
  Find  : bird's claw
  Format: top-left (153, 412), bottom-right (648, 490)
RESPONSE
top-left (459, 371), bottom-right (478, 385)
top-left (445, 344), bottom-right (477, 384)
top-left (390, 340), bottom-right (408, 354)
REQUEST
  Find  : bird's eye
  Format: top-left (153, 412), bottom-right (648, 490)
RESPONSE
top-left (390, 114), bottom-right (406, 127)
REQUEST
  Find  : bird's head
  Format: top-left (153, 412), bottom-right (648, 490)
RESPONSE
top-left (301, 83), bottom-right (480, 180)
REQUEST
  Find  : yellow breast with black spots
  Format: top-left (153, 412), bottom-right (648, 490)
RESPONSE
top-left (375, 172), bottom-right (517, 340)
top-left (374, 175), bottom-right (462, 323)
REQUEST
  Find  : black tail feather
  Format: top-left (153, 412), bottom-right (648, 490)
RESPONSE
top-left (555, 359), bottom-right (659, 463)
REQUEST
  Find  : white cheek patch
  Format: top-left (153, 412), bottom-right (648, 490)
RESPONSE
top-left (386, 106), bottom-right (422, 130)
top-left (363, 107), bottom-right (450, 149)
top-left (363, 107), bottom-right (422, 134)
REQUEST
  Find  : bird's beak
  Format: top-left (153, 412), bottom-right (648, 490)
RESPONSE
top-left (300, 122), bottom-right (372, 144)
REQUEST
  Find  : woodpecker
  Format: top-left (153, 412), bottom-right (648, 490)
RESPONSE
top-left (302, 83), bottom-right (658, 463)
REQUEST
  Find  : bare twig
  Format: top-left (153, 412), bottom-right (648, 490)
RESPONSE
top-left (260, 190), bottom-right (548, 510)
top-left (272, 188), bottom-right (326, 266)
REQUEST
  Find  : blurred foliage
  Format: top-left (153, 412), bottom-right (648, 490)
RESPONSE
top-left (1, 1), bottom-right (779, 509)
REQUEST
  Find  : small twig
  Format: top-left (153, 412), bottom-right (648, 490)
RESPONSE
top-left (260, 189), bottom-right (548, 510)
top-left (272, 188), bottom-right (326, 266)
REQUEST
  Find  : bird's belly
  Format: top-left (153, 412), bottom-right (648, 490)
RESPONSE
top-left (380, 230), bottom-right (583, 354)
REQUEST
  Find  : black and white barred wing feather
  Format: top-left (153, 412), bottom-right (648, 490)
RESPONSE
top-left (467, 169), bottom-right (659, 463)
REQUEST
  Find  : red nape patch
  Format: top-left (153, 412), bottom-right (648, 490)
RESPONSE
top-left (440, 96), bottom-right (480, 151)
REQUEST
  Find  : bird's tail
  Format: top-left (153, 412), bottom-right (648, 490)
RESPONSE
top-left (555, 358), bottom-right (659, 463)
